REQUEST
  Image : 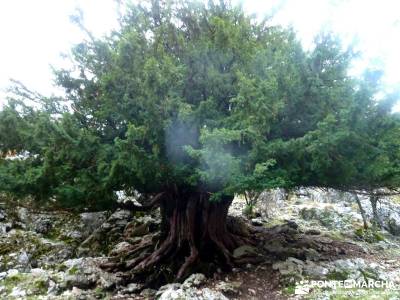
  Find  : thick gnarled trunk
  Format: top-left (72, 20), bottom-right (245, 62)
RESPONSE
top-left (134, 191), bottom-right (241, 279)
top-left (102, 190), bottom-right (253, 286)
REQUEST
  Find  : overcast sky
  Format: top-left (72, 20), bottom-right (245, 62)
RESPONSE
top-left (0, 0), bottom-right (399, 108)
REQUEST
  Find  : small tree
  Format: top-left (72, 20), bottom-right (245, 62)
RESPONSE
top-left (353, 193), bottom-right (369, 229)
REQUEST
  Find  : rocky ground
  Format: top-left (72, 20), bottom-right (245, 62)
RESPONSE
top-left (1, 189), bottom-right (400, 299)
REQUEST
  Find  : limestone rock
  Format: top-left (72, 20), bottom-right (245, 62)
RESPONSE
top-left (17, 207), bottom-right (30, 224)
top-left (156, 283), bottom-right (182, 296)
top-left (158, 285), bottom-right (228, 300)
top-left (300, 206), bottom-right (351, 230)
top-left (124, 215), bottom-right (159, 239)
top-left (17, 251), bottom-right (30, 270)
top-left (324, 258), bottom-right (388, 282)
top-left (0, 209), bottom-right (6, 221)
top-left (97, 272), bottom-right (120, 290)
top-left (79, 212), bottom-right (108, 238)
top-left (0, 272), bottom-right (7, 280)
top-left (7, 269), bottom-right (19, 277)
top-left (110, 241), bottom-right (133, 256)
top-left (233, 245), bottom-right (258, 258)
top-left (140, 288), bottom-right (157, 297)
top-left (122, 282), bottom-right (144, 294)
top-left (387, 217), bottom-right (400, 236)
top-left (155, 283), bottom-right (184, 300)
top-left (78, 210), bottom-right (133, 256)
top-left (10, 287), bottom-right (26, 298)
top-left (63, 274), bottom-right (96, 290)
top-left (182, 273), bottom-right (207, 288)
top-left (33, 217), bottom-right (53, 235)
top-left (251, 218), bottom-right (264, 226)
top-left (108, 209), bottom-right (132, 223)
top-left (273, 257), bottom-right (305, 276)
top-left (215, 281), bottom-right (241, 295)
top-left (61, 230), bottom-right (83, 241)
top-left (303, 260), bottom-right (329, 278)
top-left (0, 222), bottom-right (11, 233)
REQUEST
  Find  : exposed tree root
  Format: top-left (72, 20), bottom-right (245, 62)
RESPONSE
top-left (101, 190), bottom-right (258, 287)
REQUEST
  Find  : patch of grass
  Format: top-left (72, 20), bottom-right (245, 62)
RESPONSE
top-left (68, 265), bottom-right (79, 275)
top-left (374, 231), bottom-right (385, 242)
top-left (32, 278), bottom-right (49, 294)
top-left (94, 287), bottom-right (107, 298)
top-left (242, 204), bottom-right (256, 219)
top-left (0, 272), bottom-right (51, 298)
top-left (360, 268), bottom-right (380, 281)
top-left (327, 270), bottom-right (350, 281)
top-left (134, 211), bottom-right (146, 218)
top-left (58, 236), bottom-right (79, 247)
top-left (0, 230), bottom-right (53, 261)
top-left (391, 195), bottom-right (400, 205)
top-left (43, 226), bottom-right (62, 241)
top-left (282, 283), bottom-right (296, 295)
top-left (0, 243), bottom-right (14, 255)
top-left (56, 263), bottom-right (67, 272)
top-left (325, 230), bottom-right (346, 241)
top-left (354, 228), bottom-right (364, 238)
top-left (264, 219), bottom-right (287, 228)
top-left (280, 273), bottom-right (304, 288)
top-left (354, 228), bottom-right (385, 243)
top-left (381, 245), bottom-right (400, 258)
top-left (1, 273), bottom-right (26, 294)
top-left (5, 273), bottom-right (24, 284)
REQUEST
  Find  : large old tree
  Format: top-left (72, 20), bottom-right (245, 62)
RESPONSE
top-left (1, 0), bottom-right (399, 281)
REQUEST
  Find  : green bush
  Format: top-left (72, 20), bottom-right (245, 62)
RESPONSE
top-left (354, 228), bottom-right (385, 243)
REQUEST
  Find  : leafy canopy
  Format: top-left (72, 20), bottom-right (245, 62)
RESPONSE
top-left (0, 0), bottom-right (399, 209)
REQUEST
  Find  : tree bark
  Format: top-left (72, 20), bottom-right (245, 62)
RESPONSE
top-left (127, 190), bottom-right (247, 281)
top-left (370, 195), bottom-right (383, 229)
top-left (354, 193), bottom-right (368, 229)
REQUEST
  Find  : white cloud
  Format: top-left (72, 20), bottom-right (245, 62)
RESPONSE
top-left (0, 0), bottom-right (118, 106)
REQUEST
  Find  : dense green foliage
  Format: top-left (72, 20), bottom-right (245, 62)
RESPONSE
top-left (0, 1), bottom-right (399, 210)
